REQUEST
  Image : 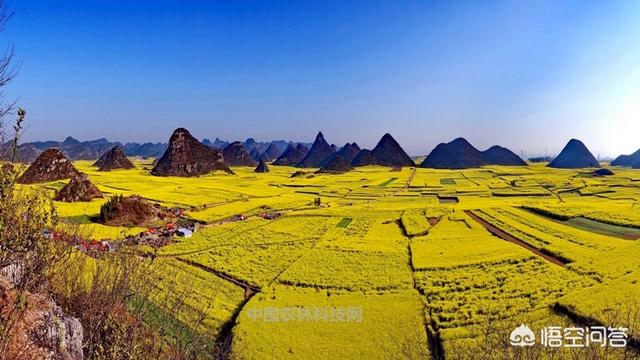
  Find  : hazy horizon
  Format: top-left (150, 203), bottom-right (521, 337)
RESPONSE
top-left (4, 1), bottom-right (640, 157)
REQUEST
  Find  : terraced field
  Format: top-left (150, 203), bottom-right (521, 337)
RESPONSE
top-left (30, 160), bottom-right (640, 358)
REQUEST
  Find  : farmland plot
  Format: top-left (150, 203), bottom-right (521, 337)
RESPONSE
top-left (233, 286), bottom-right (429, 360)
top-left (33, 161), bottom-right (640, 358)
top-left (143, 258), bottom-right (246, 337)
top-left (408, 211), bottom-right (601, 354)
top-left (174, 216), bottom-right (336, 287)
top-left (472, 207), bottom-right (630, 265)
top-left (277, 248), bottom-right (414, 291)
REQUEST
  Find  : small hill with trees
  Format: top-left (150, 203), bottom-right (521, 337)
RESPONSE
top-left (297, 132), bottom-right (335, 168)
top-left (93, 146), bottom-right (135, 171)
top-left (151, 128), bottom-right (232, 176)
top-left (54, 173), bottom-right (103, 202)
top-left (273, 143), bottom-right (309, 166)
top-left (17, 148), bottom-right (80, 184)
top-left (223, 141), bottom-right (258, 166)
top-left (548, 139), bottom-right (600, 168)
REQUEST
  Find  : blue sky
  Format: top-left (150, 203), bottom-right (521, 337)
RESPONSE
top-left (3, 0), bottom-right (640, 156)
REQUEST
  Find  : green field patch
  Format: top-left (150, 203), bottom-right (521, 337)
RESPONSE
top-left (440, 178), bottom-right (456, 185)
top-left (377, 177), bottom-right (398, 187)
top-left (336, 217), bottom-right (352, 228)
top-left (565, 217), bottom-right (640, 238)
top-left (524, 208), bottom-right (640, 239)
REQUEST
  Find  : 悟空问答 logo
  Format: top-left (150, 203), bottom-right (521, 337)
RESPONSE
top-left (510, 324), bottom-right (536, 347)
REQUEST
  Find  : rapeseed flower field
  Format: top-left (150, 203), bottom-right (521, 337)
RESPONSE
top-left (25, 160), bottom-right (640, 358)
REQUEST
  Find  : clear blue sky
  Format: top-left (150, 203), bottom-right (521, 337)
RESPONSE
top-left (3, 0), bottom-right (640, 156)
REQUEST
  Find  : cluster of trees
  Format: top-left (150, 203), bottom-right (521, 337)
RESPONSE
top-left (99, 194), bottom-right (126, 223)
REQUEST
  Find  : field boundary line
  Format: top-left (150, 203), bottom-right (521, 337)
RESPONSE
top-left (176, 258), bottom-right (261, 295)
top-left (405, 216), bottom-right (445, 359)
top-left (464, 210), bottom-right (568, 267)
top-left (267, 228), bottom-right (333, 288)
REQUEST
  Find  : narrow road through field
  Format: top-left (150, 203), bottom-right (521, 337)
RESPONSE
top-left (406, 239), bottom-right (445, 360)
top-left (176, 258), bottom-right (260, 299)
top-left (405, 167), bottom-right (416, 190)
top-left (534, 179), bottom-right (564, 203)
top-left (464, 210), bottom-right (568, 267)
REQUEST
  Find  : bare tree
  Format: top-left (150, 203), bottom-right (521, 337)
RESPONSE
top-left (0, 0), bottom-right (18, 145)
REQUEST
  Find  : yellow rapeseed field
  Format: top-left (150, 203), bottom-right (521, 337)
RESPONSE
top-left (21, 159), bottom-right (640, 357)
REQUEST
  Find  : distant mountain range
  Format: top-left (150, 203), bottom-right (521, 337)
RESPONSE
top-left (4, 136), bottom-right (312, 164)
top-left (4, 136), bottom-right (166, 163)
top-left (4, 132), bottom-right (628, 171)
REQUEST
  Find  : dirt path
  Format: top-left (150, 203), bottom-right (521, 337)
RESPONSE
top-left (389, 167), bottom-right (417, 197)
top-left (402, 219), bottom-right (445, 359)
top-left (534, 179), bottom-right (564, 203)
top-left (176, 258), bottom-right (260, 299)
top-left (405, 167), bottom-right (416, 190)
top-left (198, 204), bottom-right (318, 229)
top-left (464, 210), bottom-right (568, 267)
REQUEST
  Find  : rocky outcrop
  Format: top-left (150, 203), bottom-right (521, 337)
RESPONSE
top-left (254, 159), bottom-right (270, 173)
top-left (93, 146), bottom-right (135, 171)
top-left (0, 275), bottom-right (83, 360)
top-left (98, 195), bottom-right (159, 227)
top-left (548, 139), bottom-right (600, 169)
top-left (54, 173), bottom-right (104, 202)
top-left (151, 128), bottom-right (232, 177)
top-left (16, 148), bottom-right (80, 184)
top-left (222, 142), bottom-right (257, 166)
